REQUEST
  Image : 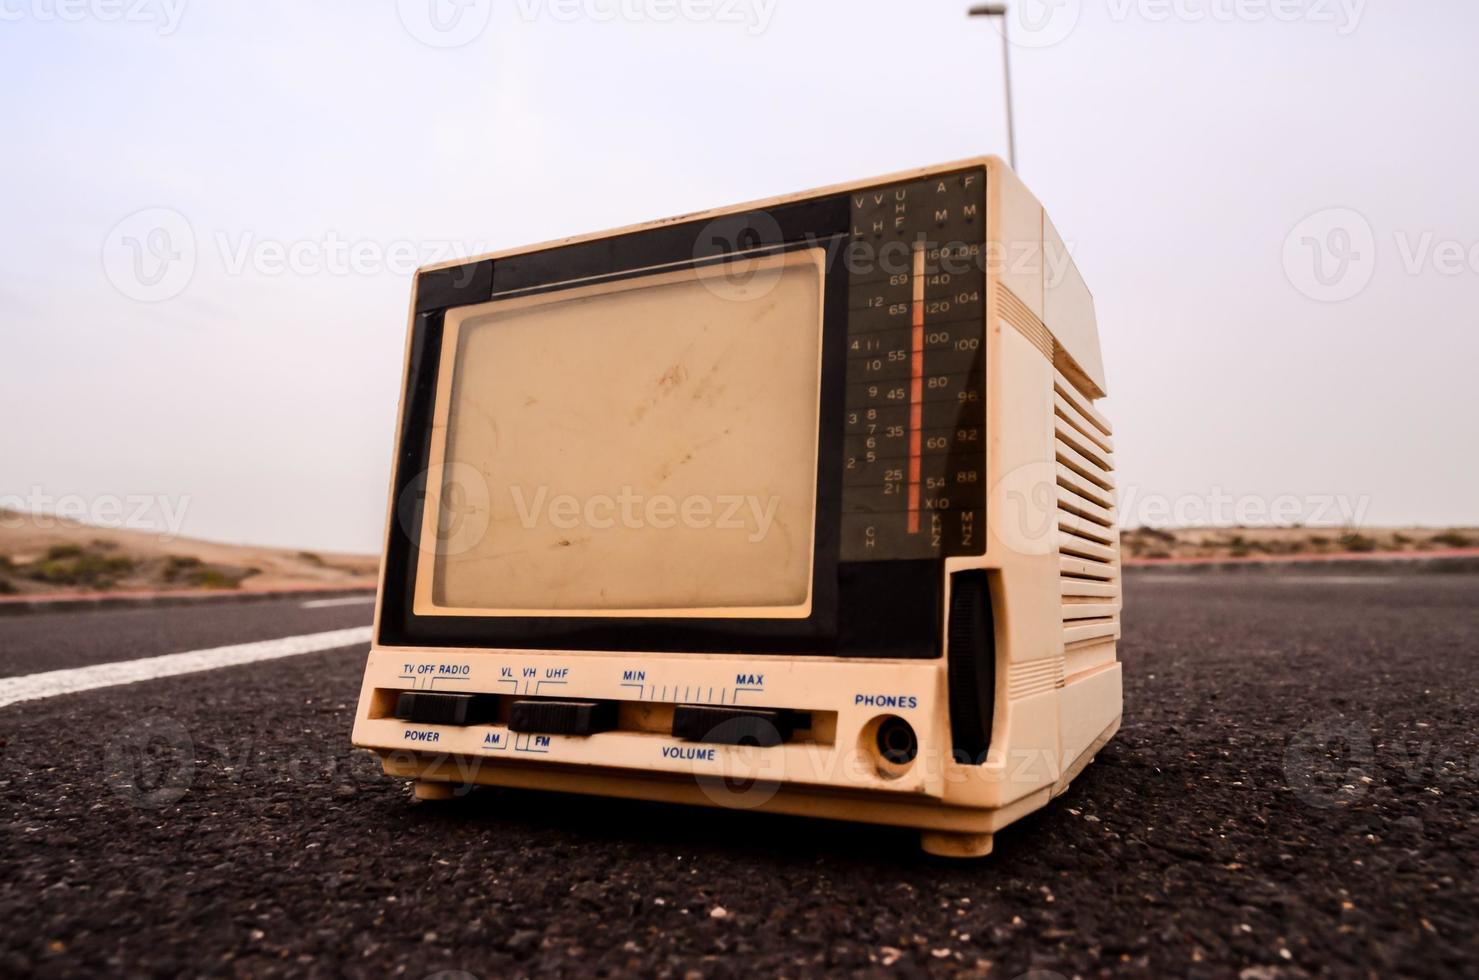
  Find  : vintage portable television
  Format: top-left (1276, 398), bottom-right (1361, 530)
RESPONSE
top-left (352, 157), bottom-right (1122, 857)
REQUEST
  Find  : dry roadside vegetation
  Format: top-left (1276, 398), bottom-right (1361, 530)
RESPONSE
top-left (4, 511), bottom-right (1474, 595)
top-left (0, 511), bottom-right (376, 597)
top-left (1121, 526), bottom-right (1479, 561)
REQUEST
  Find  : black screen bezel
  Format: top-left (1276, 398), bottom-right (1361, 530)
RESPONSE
top-left (377, 187), bottom-right (958, 658)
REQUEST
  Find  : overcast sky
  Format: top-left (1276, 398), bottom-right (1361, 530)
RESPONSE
top-left (2, 0), bottom-right (1476, 552)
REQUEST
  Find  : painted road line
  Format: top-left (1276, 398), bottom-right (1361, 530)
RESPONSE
top-left (1134, 575), bottom-right (1401, 585)
top-left (302, 596), bottom-right (377, 609)
top-left (1123, 547), bottom-right (1479, 568)
top-left (0, 626), bottom-right (372, 709)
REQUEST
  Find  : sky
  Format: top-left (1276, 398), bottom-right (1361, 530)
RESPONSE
top-left (2, 0), bottom-right (1476, 553)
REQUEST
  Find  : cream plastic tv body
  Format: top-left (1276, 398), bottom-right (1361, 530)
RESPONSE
top-left (352, 156), bottom-right (1122, 858)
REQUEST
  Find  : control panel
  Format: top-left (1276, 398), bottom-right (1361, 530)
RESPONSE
top-left (355, 649), bottom-right (944, 797)
top-left (841, 170), bottom-right (987, 562)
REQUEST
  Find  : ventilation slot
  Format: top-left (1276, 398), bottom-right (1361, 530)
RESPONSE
top-left (1053, 370), bottom-right (1121, 662)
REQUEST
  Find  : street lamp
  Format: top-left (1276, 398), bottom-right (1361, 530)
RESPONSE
top-left (968, 3), bottom-right (1017, 172)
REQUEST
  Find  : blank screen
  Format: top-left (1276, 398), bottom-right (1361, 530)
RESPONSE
top-left (419, 249), bottom-right (825, 616)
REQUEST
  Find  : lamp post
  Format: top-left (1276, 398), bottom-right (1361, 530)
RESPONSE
top-left (967, 3), bottom-right (1017, 172)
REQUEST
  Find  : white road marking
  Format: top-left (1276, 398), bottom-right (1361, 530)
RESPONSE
top-left (1274, 576), bottom-right (1401, 585)
top-left (0, 626), bottom-right (372, 709)
top-left (301, 595), bottom-right (376, 609)
top-left (1135, 575), bottom-right (1399, 585)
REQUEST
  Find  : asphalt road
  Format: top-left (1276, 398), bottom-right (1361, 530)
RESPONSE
top-left (1, 574), bottom-right (1476, 978)
top-left (0, 597), bottom-right (374, 678)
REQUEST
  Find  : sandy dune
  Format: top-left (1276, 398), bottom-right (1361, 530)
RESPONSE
top-left (0, 511), bottom-right (377, 597)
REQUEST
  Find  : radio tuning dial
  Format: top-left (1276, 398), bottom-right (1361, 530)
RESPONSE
top-left (841, 171), bottom-right (987, 563)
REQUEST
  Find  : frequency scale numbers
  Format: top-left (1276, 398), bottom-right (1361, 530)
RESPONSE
top-left (840, 171), bottom-right (987, 562)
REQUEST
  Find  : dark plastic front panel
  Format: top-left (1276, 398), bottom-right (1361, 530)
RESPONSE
top-left (379, 167), bottom-right (989, 659)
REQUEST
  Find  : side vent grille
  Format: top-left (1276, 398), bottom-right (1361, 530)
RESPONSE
top-left (1053, 370), bottom-right (1121, 656)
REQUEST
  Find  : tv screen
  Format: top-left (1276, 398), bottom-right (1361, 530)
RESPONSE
top-left (416, 249), bottom-right (825, 617)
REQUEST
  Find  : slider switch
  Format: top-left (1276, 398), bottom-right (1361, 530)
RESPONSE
top-left (508, 699), bottom-right (617, 736)
top-left (394, 692), bottom-right (498, 726)
top-left (672, 705), bottom-right (795, 747)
